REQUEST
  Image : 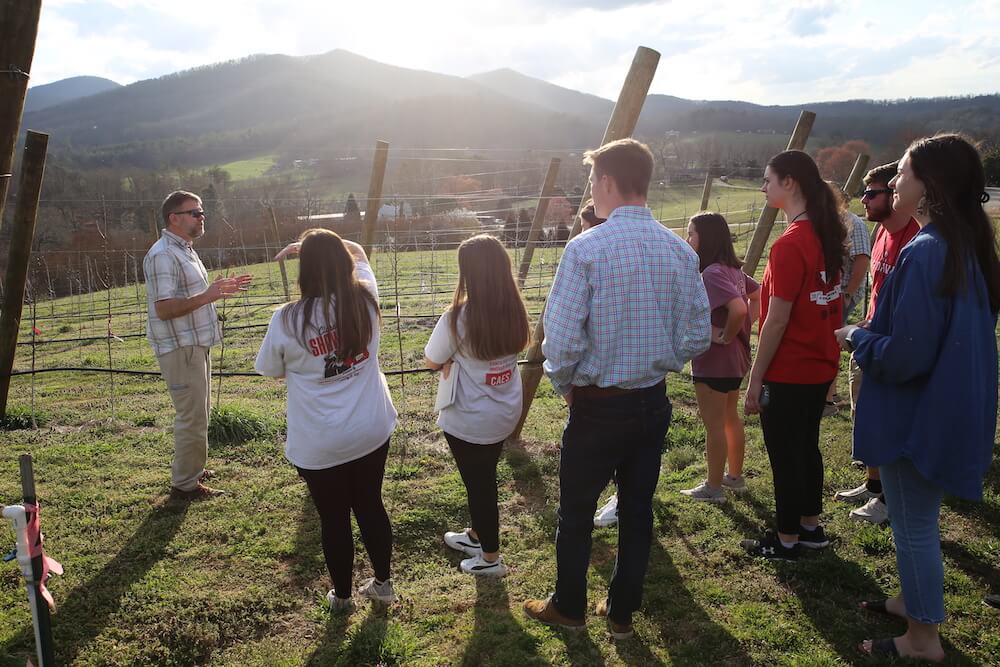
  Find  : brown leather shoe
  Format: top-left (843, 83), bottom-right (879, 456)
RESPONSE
top-left (523, 596), bottom-right (585, 631)
top-left (595, 598), bottom-right (633, 639)
top-left (170, 483), bottom-right (225, 500)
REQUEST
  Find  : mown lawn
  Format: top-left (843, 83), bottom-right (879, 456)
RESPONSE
top-left (1, 231), bottom-right (997, 666)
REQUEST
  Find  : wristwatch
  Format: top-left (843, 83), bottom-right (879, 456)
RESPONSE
top-left (844, 327), bottom-right (858, 352)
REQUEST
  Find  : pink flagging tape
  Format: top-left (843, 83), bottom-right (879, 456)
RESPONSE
top-left (22, 503), bottom-right (63, 612)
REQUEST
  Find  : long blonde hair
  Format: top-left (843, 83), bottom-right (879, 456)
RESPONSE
top-left (282, 228), bottom-right (379, 359)
top-left (450, 234), bottom-right (529, 359)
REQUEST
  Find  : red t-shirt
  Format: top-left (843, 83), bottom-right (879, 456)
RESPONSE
top-left (867, 218), bottom-right (920, 320)
top-left (759, 220), bottom-right (842, 384)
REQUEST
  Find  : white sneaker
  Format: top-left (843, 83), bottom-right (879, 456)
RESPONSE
top-left (359, 577), bottom-right (398, 603)
top-left (460, 554), bottom-right (508, 577)
top-left (834, 482), bottom-right (876, 503)
top-left (326, 590), bottom-right (355, 613)
top-left (444, 528), bottom-right (482, 556)
top-left (722, 474), bottom-right (748, 494)
top-left (850, 496), bottom-right (889, 525)
top-left (679, 481), bottom-right (726, 504)
top-left (594, 494), bottom-right (619, 527)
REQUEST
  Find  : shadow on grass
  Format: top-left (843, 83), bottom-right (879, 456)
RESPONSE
top-left (288, 489), bottom-right (326, 587)
top-left (458, 576), bottom-right (544, 666)
top-left (303, 604), bottom-right (417, 666)
top-left (722, 493), bottom-right (980, 665)
top-left (941, 539), bottom-right (1000, 593)
top-left (588, 504), bottom-right (752, 665)
top-left (503, 438), bottom-right (550, 513)
top-left (1, 498), bottom-right (189, 666)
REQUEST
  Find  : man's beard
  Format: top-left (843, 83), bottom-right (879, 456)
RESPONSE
top-left (865, 203), bottom-right (892, 223)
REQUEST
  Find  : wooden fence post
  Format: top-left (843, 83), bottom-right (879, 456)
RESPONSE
top-left (0, 131), bottom-right (47, 418)
top-left (267, 204), bottom-right (291, 301)
top-left (700, 168), bottom-right (714, 211)
top-left (568, 47), bottom-right (660, 239)
top-left (516, 158), bottom-right (561, 287)
top-left (842, 153), bottom-right (870, 200)
top-left (361, 140), bottom-right (390, 257)
top-left (148, 208), bottom-right (159, 245)
top-left (513, 46), bottom-right (660, 441)
top-left (0, 0), bottom-right (42, 227)
top-left (741, 110), bottom-right (816, 276)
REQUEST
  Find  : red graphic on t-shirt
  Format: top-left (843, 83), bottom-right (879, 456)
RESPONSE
top-left (485, 370), bottom-right (512, 386)
top-left (307, 328), bottom-right (369, 378)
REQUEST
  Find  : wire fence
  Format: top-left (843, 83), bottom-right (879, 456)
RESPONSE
top-left (1, 156), bottom-right (771, 422)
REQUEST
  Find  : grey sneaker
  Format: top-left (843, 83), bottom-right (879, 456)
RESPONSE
top-left (326, 590), bottom-right (355, 613)
top-left (834, 482), bottom-right (876, 503)
top-left (359, 577), bottom-right (398, 603)
top-left (850, 496), bottom-right (889, 524)
top-left (679, 481), bottom-right (726, 504)
top-left (721, 474), bottom-right (748, 494)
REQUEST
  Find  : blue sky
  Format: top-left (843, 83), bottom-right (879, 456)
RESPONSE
top-left (32, 0), bottom-right (1000, 104)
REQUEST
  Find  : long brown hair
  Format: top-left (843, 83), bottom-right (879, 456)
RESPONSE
top-left (690, 212), bottom-right (740, 272)
top-left (767, 150), bottom-right (847, 282)
top-left (449, 234), bottom-right (530, 359)
top-left (281, 228), bottom-right (379, 359)
top-left (907, 133), bottom-right (1000, 312)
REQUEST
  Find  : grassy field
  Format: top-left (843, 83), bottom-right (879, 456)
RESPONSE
top-left (216, 155), bottom-right (279, 181)
top-left (0, 225), bottom-right (998, 666)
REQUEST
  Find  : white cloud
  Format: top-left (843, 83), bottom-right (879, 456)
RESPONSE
top-left (29, 0), bottom-right (1000, 104)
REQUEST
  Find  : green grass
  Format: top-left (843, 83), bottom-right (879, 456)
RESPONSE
top-left (216, 155), bottom-right (278, 181)
top-left (1, 223), bottom-right (998, 665)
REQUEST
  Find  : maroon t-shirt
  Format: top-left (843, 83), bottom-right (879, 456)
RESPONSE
top-left (691, 263), bottom-right (759, 379)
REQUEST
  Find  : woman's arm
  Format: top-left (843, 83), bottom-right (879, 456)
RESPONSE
top-left (744, 297), bottom-right (792, 414)
top-left (716, 297), bottom-right (749, 345)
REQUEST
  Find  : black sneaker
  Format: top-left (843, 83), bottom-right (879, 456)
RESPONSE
top-left (798, 525), bottom-right (830, 549)
top-left (742, 532), bottom-right (799, 561)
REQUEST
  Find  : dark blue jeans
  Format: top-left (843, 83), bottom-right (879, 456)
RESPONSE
top-left (553, 384), bottom-right (672, 625)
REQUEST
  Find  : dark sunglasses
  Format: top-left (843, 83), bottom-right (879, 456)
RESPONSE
top-left (172, 208), bottom-right (206, 219)
top-left (860, 188), bottom-right (892, 200)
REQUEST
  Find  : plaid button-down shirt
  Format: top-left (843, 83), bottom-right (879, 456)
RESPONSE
top-left (143, 229), bottom-right (221, 357)
top-left (841, 212), bottom-right (872, 307)
top-left (542, 205), bottom-right (711, 396)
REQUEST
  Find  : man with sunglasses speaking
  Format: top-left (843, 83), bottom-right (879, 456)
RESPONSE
top-left (143, 190), bottom-right (252, 500)
top-left (832, 163), bottom-right (919, 524)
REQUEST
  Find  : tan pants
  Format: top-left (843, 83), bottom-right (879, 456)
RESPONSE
top-left (158, 346), bottom-right (211, 491)
top-left (848, 356), bottom-right (863, 414)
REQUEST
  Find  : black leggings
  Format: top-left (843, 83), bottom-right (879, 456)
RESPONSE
top-left (445, 432), bottom-right (504, 554)
top-left (759, 381), bottom-right (830, 535)
top-left (297, 440), bottom-right (392, 598)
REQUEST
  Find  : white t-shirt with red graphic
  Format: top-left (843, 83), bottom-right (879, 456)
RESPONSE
top-left (255, 261), bottom-right (397, 469)
top-left (424, 309), bottom-right (521, 445)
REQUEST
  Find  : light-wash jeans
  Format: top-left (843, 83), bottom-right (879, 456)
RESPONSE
top-left (880, 457), bottom-right (946, 624)
top-left (157, 345), bottom-right (211, 491)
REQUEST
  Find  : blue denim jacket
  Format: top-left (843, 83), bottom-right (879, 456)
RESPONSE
top-left (852, 224), bottom-right (998, 500)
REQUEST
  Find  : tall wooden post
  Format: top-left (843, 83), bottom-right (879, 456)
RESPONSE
top-left (568, 47), bottom-right (660, 238)
top-left (148, 208), bottom-right (159, 245)
top-left (267, 204), bottom-right (290, 301)
top-left (0, 1), bottom-right (43, 227)
top-left (361, 140), bottom-right (390, 257)
top-left (842, 153), bottom-right (870, 200)
top-left (516, 158), bottom-right (560, 286)
top-left (741, 110), bottom-right (816, 276)
top-left (700, 168), bottom-right (714, 211)
top-left (19, 454), bottom-right (56, 666)
top-left (512, 46), bottom-right (660, 441)
top-left (0, 131), bottom-right (47, 418)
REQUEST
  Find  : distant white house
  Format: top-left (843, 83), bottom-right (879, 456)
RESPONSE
top-left (295, 202), bottom-right (412, 223)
